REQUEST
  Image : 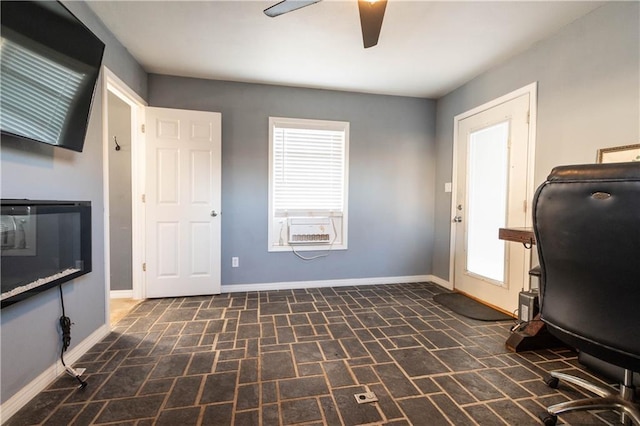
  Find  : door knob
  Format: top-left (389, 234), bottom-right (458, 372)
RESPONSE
top-left (211, 210), bottom-right (219, 217)
top-left (453, 216), bottom-right (462, 223)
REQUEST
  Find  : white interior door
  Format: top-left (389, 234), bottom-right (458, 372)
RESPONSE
top-left (453, 93), bottom-right (531, 314)
top-left (145, 107), bottom-right (221, 298)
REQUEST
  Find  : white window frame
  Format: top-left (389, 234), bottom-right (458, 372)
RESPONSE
top-left (268, 116), bottom-right (349, 252)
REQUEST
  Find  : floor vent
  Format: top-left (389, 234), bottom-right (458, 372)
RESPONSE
top-left (354, 392), bottom-right (378, 404)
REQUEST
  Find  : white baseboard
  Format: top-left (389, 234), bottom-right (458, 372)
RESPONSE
top-left (221, 274), bottom-right (439, 293)
top-left (428, 275), bottom-right (452, 290)
top-left (0, 324), bottom-right (110, 423)
top-left (110, 289), bottom-right (134, 299)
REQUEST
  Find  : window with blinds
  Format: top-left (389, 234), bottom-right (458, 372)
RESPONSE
top-left (268, 117), bottom-right (349, 252)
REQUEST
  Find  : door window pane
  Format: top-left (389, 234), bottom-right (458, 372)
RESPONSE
top-left (466, 121), bottom-right (509, 283)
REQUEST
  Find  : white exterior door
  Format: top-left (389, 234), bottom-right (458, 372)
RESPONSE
top-left (453, 92), bottom-right (532, 314)
top-left (145, 107), bottom-right (221, 298)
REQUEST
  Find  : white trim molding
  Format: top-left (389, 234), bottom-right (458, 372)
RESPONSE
top-left (221, 275), bottom-right (443, 293)
top-left (102, 65), bottom-right (148, 330)
top-left (427, 275), bottom-right (452, 290)
top-left (110, 290), bottom-right (134, 299)
top-left (0, 324), bottom-right (110, 423)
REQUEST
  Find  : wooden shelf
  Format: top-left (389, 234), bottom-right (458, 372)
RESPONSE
top-left (498, 227), bottom-right (535, 245)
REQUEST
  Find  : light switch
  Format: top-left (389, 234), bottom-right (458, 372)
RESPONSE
top-left (444, 182), bottom-right (452, 193)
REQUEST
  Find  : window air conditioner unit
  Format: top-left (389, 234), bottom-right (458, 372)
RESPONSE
top-left (288, 217), bottom-right (332, 244)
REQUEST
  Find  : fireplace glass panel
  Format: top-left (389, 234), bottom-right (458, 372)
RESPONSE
top-left (1, 200), bottom-right (91, 308)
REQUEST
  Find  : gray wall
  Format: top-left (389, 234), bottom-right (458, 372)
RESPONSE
top-left (108, 93), bottom-right (133, 291)
top-left (0, 2), bottom-right (147, 405)
top-left (148, 77), bottom-right (437, 286)
top-left (432, 2), bottom-right (640, 281)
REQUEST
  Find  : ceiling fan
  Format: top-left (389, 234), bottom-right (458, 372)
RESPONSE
top-left (264, 0), bottom-right (388, 49)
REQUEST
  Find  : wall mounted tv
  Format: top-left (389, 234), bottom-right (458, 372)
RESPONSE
top-left (0, 1), bottom-right (105, 152)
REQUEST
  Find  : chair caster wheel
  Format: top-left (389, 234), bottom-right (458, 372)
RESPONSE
top-left (544, 376), bottom-right (559, 389)
top-left (539, 413), bottom-right (557, 426)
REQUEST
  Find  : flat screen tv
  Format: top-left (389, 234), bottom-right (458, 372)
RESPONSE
top-left (0, 1), bottom-right (105, 152)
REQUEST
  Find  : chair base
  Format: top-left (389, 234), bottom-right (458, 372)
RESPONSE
top-left (542, 371), bottom-right (640, 425)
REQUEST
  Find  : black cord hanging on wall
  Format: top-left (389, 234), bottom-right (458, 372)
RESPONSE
top-left (58, 285), bottom-right (88, 390)
top-left (114, 136), bottom-right (121, 151)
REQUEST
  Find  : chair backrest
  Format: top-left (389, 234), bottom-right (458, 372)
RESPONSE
top-left (532, 162), bottom-right (640, 371)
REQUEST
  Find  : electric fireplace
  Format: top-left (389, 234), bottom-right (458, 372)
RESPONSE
top-left (1, 200), bottom-right (91, 308)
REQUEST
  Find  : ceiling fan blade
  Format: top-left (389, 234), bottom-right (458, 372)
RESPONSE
top-left (264, 0), bottom-right (321, 18)
top-left (358, 0), bottom-right (387, 48)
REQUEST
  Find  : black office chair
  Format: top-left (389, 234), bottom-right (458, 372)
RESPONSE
top-left (532, 162), bottom-right (640, 425)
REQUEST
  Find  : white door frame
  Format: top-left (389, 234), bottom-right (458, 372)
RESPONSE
top-left (449, 82), bottom-right (537, 292)
top-left (102, 67), bottom-right (148, 326)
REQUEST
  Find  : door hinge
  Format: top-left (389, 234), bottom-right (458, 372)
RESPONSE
top-left (142, 194), bottom-right (146, 203)
top-left (526, 111), bottom-right (530, 124)
top-left (141, 123), bottom-right (145, 133)
top-left (523, 199), bottom-right (527, 212)
top-left (142, 263), bottom-right (146, 272)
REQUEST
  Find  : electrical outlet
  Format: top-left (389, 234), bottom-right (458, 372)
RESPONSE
top-left (232, 257), bottom-right (239, 268)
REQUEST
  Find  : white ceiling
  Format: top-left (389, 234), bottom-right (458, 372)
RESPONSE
top-left (87, 1), bottom-right (605, 98)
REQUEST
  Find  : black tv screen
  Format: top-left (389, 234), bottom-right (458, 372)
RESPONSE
top-left (0, 1), bottom-right (105, 152)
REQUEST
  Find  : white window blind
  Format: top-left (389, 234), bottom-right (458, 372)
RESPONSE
top-left (272, 121), bottom-right (347, 213)
top-left (0, 37), bottom-right (84, 145)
